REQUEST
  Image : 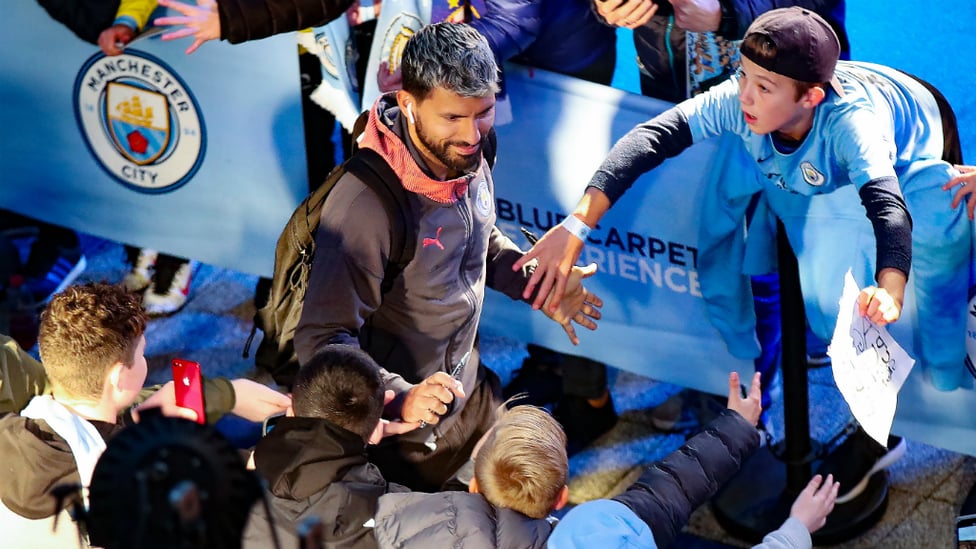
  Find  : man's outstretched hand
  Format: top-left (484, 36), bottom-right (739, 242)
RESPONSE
top-left (541, 263), bottom-right (603, 345)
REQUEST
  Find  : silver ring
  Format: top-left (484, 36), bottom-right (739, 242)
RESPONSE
top-left (419, 420), bottom-right (428, 429)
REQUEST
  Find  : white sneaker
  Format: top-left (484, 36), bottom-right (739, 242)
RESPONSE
top-left (122, 249), bottom-right (158, 293)
top-left (142, 260), bottom-right (195, 316)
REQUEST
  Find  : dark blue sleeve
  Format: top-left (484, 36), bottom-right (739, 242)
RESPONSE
top-left (587, 107), bottom-right (694, 206)
top-left (723, 0), bottom-right (845, 40)
top-left (611, 409), bottom-right (760, 549)
top-left (858, 176), bottom-right (912, 280)
top-left (467, 0), bottom-right (542, 64)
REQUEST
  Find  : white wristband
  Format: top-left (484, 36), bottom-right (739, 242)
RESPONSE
top-left (560, 215), bottom-right (592, 241)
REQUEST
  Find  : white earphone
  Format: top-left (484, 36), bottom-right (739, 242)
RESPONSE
top-left (406, 103), bottom-right (415, 124)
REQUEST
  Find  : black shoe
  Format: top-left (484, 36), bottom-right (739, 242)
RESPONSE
top-left (650, 390), bottom-right (726, 433)
top-left (503, 345), bottom-right (564, 406)
top-left (815, 427), bottom-right (906, 504)
top-left (554, 393), bottom-right (618, 456)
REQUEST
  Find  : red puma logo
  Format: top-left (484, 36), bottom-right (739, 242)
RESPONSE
top-left (422, 226), bottom-right (445, 250)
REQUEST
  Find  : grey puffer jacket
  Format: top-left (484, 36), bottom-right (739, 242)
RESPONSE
top-left (373, 491), bottom-right (554, 549)
top-left (294, 93), bottom-right (532, 445)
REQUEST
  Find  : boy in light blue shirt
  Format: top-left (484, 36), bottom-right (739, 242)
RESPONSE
top-left (518, 7), bottom-right (970, 502)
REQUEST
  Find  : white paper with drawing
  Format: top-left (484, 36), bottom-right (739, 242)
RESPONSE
top-left (828, 270), bottom-right (915, 447)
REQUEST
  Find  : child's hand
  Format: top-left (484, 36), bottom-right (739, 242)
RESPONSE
top-left (98, 24), bottom-right (136, 56)
top-left (377, 61), bottom-right (403, 93)
top-left (593, 0), bottom-right (659, 29)
top-left (725, 371), bottom-right (761, 426)
top-left (229, 379), bottom-right (292, 421)
top-left (857, 286), bottom-right (900, 325)
top-left (132, 380), bottom-right (199, 422)
top-left (155, 0), bottom-right (220, 55)
top-left (789, 474), bottom-right (840, 533)
top-left (945, 164), bottom-right (976, 221)
top-left (368, 390), bottom-right (419, 444)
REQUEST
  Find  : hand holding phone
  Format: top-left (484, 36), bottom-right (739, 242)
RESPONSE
top-left (171, 359), bottom-right (206, 424)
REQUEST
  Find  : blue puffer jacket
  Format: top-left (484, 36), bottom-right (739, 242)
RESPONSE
top-left (469, 0), bottom-right (616, 79)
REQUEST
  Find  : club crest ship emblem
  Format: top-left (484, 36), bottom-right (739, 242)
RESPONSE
top-left (74, 50), bottom-right (205, 193)
top-left (800, 161), bottom-right (826, 187)
top-left (475, 177), bottom-right (491, 217)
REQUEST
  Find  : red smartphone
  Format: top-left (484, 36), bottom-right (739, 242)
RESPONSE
top-left (171, 358), bottom-right (206, 424)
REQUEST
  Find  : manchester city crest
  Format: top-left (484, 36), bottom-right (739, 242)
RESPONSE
top-left (800, 161), bottom-right (826, 187)
top-left (475, 177), bottom-right (492, 217)
top-left (74, 50), bottom-right (205, 193)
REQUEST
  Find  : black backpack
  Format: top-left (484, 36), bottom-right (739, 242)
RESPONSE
top-left (247, 117), bottom-right (496, 388)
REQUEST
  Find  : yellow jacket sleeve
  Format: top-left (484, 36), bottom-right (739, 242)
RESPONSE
top-left (0, 334), bottom-right (48, 416)
top-left (114, 0), bottom-right (158, 32)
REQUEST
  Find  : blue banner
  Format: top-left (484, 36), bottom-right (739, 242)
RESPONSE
top-left (0, 2), bottom-right (308, 276)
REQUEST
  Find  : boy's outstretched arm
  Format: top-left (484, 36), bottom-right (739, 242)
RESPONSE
top-left (514, 106), bottom-right (696, 312)
top-left (515, 188), bottom-right (611, 312)
top-left (856, 176), bottom-right (912, 325)
top-left (610, 372), bottom-right (762, 548)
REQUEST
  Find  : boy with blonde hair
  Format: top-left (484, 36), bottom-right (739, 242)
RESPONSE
top-left (372, 404), bottom-right (569, 548)
top-left (471, 405), bottom-right (570, 520)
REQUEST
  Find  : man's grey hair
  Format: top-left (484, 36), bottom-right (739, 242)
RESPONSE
top-left (401, 22), bottom-right (500, 100)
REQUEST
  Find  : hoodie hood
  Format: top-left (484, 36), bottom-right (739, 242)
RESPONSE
top-left (0, 414), bottom-right (118, 519)
top-left (253, 416), bottom-right (373, 500)
top-left (358, 93), bottom-right (484, 204)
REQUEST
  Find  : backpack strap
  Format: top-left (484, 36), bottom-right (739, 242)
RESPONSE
top-left (343, 148), bottom-right (416, 295)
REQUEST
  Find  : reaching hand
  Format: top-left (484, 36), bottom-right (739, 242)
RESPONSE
top-left (228, 379), bottom-right (292, 422)
top-left (377, 61), bottom-right (403, 93)
top-left (98, 24), bottom-right (136, 56)
top-left (400, 372), bottom-right (466, 427)
top-left (670, 0), bottom-right (722, 33)
top-left (725, 371), bottom-right (761, 426)
top-left (593, 0), bottom-right (659, 29)
top-left (155, 0), bottom-right (220, 55)
top-left (514, 224), bottom-right (585, 312)
top-left (541, 263), bottom-right (603, 345)
top-left (132, 380), bottom-right (200, 423)
top-left (368, 390), bottom-right (420, 444)
top-left (945, 164), bottom-right (976, 221)
top-left (857, 286), bottom-right (901, 326)
top-left (790, 474), bottom-right (840, 533)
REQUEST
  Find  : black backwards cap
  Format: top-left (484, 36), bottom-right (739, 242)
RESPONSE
top-left (741, 7), bottom-right (845, 96)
